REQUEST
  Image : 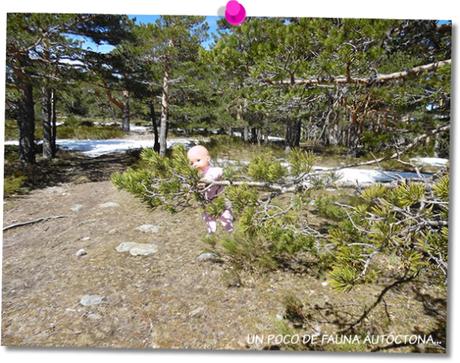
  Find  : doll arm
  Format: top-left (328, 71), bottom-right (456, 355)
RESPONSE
top-left (200, 167), bottom-right (223, 183)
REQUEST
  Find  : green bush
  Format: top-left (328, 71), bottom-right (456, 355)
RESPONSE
top-left (248, 153), bottom-right (285, 183)
top-left (4, 175), bottom-right (27, 196)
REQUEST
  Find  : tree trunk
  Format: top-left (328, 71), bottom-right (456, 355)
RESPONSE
top-left (264, 116), bottom-right (269, 144)
top-left (347, 110), bottom-right (361, 153)
top-left (51, 89), bottom-right (57, 156)
top-left (250, 127), bottom-right (258, 143)
top-left (17, 82), bottom-right (36, 164)
top-left (122, 90), bottom-right (130, 132)
top-left (150, 100), bottom-right (160, 153)
top-left (433, 133), bottom-right (440, 157)
top-left (243, 126), bottom-right (249, 142)
top-left (285, 119), bottom-right (301, 148)
top-left (42, 87), bottom-right (53, 159)
top-left (159, 68), bottom-right (170, 156)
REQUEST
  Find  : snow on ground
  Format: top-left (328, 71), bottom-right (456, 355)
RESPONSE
top-left (4, 138), bottom-right (438, 186)
top-left (129, 125), bottom-right (151, 133)
top-left (310, 166), bottom-right (431, 187)
top-left (215, 159), bottom-right (431, 187)
top-left (4, 138), bottom-right (197, 158)
top-left (409, 157), bottom-right (449, 167)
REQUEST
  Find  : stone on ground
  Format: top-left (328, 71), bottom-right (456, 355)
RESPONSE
top-left (80, 295), bottom-right (105, 306)
top-left (75, 248), bottom-right (87, 257)
top-left (196, 252), bottom-right (220, 263)
top-left (116, 242), bottom-right (158, 256)
top-left (135, 224), bottom-right (160, 234)
top-left (71, 204), bottom-right (83, 212)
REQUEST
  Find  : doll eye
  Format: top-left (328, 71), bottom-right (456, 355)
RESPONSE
top-left (197, 159), bottom-right (201, 162)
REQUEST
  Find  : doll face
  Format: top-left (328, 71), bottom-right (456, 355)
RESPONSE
top-left (187, 145), bottom-right (210, 173)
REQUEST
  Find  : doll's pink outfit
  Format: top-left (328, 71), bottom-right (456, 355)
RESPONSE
top-left (201, 165), bottom-right (234, 234)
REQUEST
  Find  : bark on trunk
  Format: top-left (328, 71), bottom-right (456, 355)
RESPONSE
top-left (150, 100), bottom-right (160, 153)
top-left (42, 87), bottom-right (53, 159)
top-left (243, 126), bottom-right (249, 142)
top-left (51, 89), bottom-right (57, 156)
top-left (159, 68), bottom-right (170, 156)
top-left (122, 90), bottom-right (130, 132)
top-left (285, 119), bottom-right (301, 148)
top-left (17, 82), bottom-right (36, 164)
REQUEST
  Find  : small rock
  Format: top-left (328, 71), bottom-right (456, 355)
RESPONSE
top-left (81, 237), bottom-right (90, 241)
top-left (80, 295), bottom-right (104, 306)
top-left (189, 307), bottom-right (205, 318)
top-left (135, 224), bottom-right (160, 234)
top-left (76, 249), bottom-right (87, 257)
top-left (129, 244), bottom-right (158, 256)
top-left (86, 312), bottom-right (101, 320)
top-left (98, 202), bottom-right (120, 209)
top-left (71, 204), bottom-right (83, 212)
top-left (276, 313), bottom-right (284, 321)
top-left (321, 281), bottom-right (329, 287)
top-left (196, 252), bottom-right (220, 263)
top-left (116, 242), bottom-right (139, 253)
top-left (116, 242), bottom-right (158, 256)
top-left (108, 229), bottom-right (117, 235)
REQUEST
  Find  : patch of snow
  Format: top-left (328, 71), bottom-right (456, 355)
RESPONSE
top-left (309, 166), bottom-right (431, 187)
top-left (267, 136), bottom-right (284, 141)
top-left (93, 121), bottom-right (119, 127)
top-left (129, 125), bottom-right (152, 133)
top-left (410, 157), bottom-right (449, 167)
top-left (4, 138), bottom-right (198, 158)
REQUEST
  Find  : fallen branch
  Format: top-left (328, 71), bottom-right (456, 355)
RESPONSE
top-left (3, 215), bottom-right (68, 231)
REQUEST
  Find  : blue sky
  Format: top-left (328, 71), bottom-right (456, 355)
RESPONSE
top-left (73, 15), bottom-right (221, 54)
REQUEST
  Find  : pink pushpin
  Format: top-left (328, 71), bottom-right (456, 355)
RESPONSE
top-left (225, 0), bottom-right (246, 26)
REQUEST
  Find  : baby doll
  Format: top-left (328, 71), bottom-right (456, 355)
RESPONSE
top-left (187, 145), bottom-right (233, 234)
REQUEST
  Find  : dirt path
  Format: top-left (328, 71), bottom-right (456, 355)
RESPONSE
top-left (1, 180), bottom-right (319, 349)
top-left (2, 179), bottom-right (444, 351)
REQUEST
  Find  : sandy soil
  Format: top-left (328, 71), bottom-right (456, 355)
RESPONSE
top-left (1, 179), bottom-right (446, 351)
top-left (2, 180), bottom-right (313, 349)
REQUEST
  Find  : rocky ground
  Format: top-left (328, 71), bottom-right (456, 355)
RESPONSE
top-left (2, 180), bottom-right (319, 349)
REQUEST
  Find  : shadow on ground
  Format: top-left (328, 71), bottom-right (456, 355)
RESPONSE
top-left (4, 145), bottom-right (141, 193)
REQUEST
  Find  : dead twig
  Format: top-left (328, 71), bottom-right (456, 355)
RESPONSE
top-left (3, 215), bottom-right (69, 231)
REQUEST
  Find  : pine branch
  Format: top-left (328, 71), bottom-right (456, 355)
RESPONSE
top-left (338, 273), bottom-right (418, 334)
top-left (266, 59), bottom-right (451, 86)
top-left (200, 123), bottom-right (449, 194)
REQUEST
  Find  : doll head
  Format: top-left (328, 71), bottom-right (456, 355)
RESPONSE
top-left (187, 145), bottom-right (211, 173)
